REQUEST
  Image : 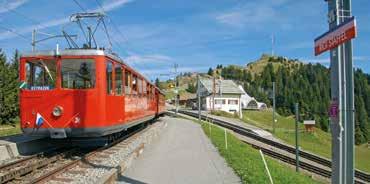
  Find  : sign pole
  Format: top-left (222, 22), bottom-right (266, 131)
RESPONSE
top-left (197, 74), bottom-right (201, 121)
top-left (295, 103), bottom-right (299, 172)
top-left (272, 82), bottom-right (276, 133)
top-left (327, 1), bottom-right (343, 183)
top-left (324, 0), bottom-right (354, 183)
top-left (315, 0), bottom-right (355, 182)
top-left (342, 0), bottom-right (355, 183)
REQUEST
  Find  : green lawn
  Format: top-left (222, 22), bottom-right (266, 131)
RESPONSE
top-left (0, 123), bottom-right (21, 137)
top-left (241, 110), bottom-right (370, 173)
top-left (210, 110), bottom-right (239, 119)
top-left (200, 121), bottom-right (323, 184)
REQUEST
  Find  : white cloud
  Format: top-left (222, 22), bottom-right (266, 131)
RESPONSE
top-left (353, 56), bottom-right (369, 62)
top-left (125, 54), bottom-right (172, 64)
top-left (284, 41), bottom-right (313, 50)
top-left (215, 1), bottom-right (285, 28)
top-left (0, 0), bottom-right (29, 14)
top-left (0, 0), bottom-right (133, 41)
top-left (216, 6), bottom-right (277, 28)
top-left (100, 0), bottom-right (133, 12)
top-left (139, 66), bottom-right (209, 76)
top-left (216, 11), bottom-right (245, 28)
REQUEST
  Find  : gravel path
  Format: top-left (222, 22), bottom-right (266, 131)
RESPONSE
top-left (119, 116), bottom-right (241, 184)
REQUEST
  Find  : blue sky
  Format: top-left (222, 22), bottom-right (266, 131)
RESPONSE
top-left (0, 0), bottom-right (369, 80)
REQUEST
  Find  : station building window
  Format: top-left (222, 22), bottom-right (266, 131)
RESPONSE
top-left (215, 99), bottom-right (226, 105)
top-left (106, 61), bottom-right (113, 94)
top-left (26, 59), bottom-right (57, 90)
top-left (61, 59), bottom-right (95, 89)
top-left (228, 100), bottom-right (238, 105)
top-left (115, 64), bottom-right (123, 95)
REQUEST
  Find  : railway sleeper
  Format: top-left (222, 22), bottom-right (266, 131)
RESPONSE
top-left (0, 149), bottom-right (77, 183)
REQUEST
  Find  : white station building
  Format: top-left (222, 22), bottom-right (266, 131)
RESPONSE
top-left (238, 85), bottom-right (267, 110)
top-left (198, 79), bottom-right (244, 118)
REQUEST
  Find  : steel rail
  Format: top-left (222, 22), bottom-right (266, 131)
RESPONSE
top-left (0, 148), bottom-right (77, 184)
top-left (247, 142), bottom-right (365, 184)
top-left (29, 123), bottom-right (149, 184)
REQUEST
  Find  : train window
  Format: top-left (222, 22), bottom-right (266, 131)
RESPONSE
top-left (132, 75), bottom-right (138, 95)
top-left (138, 78), bottom-right (143, 94)
top-left (149, 85), bottom-right (152, 98)
top-left (152, 86), bottom-right (155, 97)
top-left (25, 60), bottom-right (57, 90)
top-left (125, 71), bottom-right (131, 95)
top-left (143, 81), bottom-right (147, 95)
top-left (106, 61), bottom-right (113, 94)
top-left (115, 65), bottom-right (123, 95)
top-left (61, 59), bottom-right (95, 89)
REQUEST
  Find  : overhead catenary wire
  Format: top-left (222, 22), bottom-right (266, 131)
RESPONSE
top-left (93, 0), bottom-right (157, 79)
top-left (2, 5), bottom-right (57, 37)
top-left (71, 0), bottom-right (146, 78)
top-left (0, 5), bottom-right (54, 48)
top-left (72, 0), bottom-right (88, 13)
top-left (3, 6), bottom-right (41, 26)
top-left (0, 24), bottom-right (49, 48)
top-left (0, 25), bottom-right (30, 41)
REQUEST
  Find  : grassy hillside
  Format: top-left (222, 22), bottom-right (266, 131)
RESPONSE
top-left (242, 110), bottom-right (370, 173)
top-left (222, 54), bottom-right (370, 146)
top-left (245, 54), bottom-right (302, 77)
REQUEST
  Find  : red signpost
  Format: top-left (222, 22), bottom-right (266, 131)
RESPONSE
top-left (314, 17), bottom-right (357, 56)
top-left (329, 100), bottom-right (339, 118)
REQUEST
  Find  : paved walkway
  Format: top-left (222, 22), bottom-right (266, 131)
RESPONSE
top-left (118, 116), bottom-right (241, 184)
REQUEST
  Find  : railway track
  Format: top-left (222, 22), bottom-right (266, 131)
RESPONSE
top-left (177, 109), bottom-right (370, 184)
top-left (31, 124), bottom-right (147, 184)
top-left (0, 147), bottom-right (80, 184)
top-left (0, 122), bottom-right (149, 184)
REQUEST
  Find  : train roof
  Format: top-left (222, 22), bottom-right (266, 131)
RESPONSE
top-left (21, 48), bottom-right (165, 95)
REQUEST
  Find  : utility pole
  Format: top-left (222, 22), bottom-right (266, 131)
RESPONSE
top-left (295, 103), bottom-right (300, 172)
top-left (32, 29), bottom-right (36, 51)
top-left (271, 34), bottom-right (274, 56)
top-left (272, 82), bottom-right (276, 133)
top-left (325, 0), bottom-right (355, 183)
top-left (197, 74), bottom-right (201, 121)
top-left (212, 77), bottom-right (216, 111)
top-left (174, 63), bottom-right (179, 115)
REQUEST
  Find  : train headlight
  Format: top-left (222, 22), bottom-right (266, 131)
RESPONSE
top-left (52, 106), bottom-right (63, 117)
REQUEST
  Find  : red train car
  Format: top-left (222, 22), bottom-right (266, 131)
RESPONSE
top-left (19, 49), bottom-right (165, 139)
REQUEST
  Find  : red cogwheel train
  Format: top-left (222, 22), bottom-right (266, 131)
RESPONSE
top-left (19, 49), bottom-right (165, 139)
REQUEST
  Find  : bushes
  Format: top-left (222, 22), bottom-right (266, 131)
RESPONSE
top-left (0, 49), bottom-right (19, 125)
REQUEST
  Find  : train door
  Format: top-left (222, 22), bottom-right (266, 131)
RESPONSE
top-left (105, 60), bottom-right (124, 124)
top-left (124, 70), bottom-right (135, 122)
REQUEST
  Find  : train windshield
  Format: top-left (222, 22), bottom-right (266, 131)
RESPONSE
top-left (61, 59), bottom-right (95, 89)
top-left (25, 60), bottom-right (57, 90)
